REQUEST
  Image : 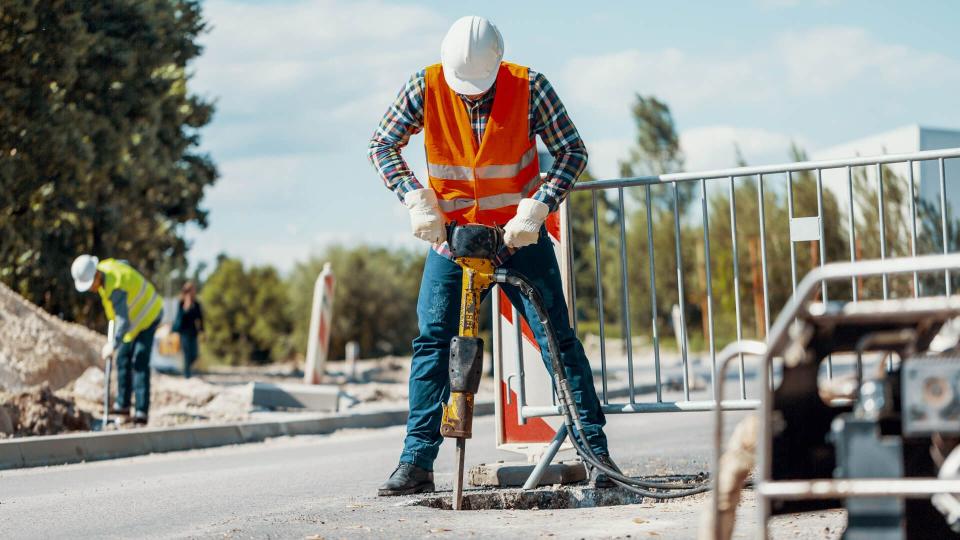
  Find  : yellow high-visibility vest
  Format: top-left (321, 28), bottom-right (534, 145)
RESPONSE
top-left (96, 259), bottom-right (163, 343)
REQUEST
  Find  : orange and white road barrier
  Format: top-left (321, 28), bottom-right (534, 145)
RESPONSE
top-left (305, 262), bottom-right (335, 385)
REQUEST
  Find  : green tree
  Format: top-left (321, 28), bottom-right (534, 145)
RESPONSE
top-left (201, 256), bottom-right (292, 364)
top-left (618, 95), bottom-right (684, 178)
top-left (287, 245), bottom-right (425, 360)
top-left (0, 0), bottom-right (217, 324)
top-left (615, 95), bottom-right (697, 347)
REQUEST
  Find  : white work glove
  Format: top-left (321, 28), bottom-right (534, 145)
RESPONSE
top-left (101, 342), bottom-right (115, 361)
top-left (503, 198), bottom-right (550, 249)
top-left (404, 188), bottom-right (446, 244)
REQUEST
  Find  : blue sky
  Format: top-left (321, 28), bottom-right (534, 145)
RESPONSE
top-left (185, 0), bottom-right (960, 272)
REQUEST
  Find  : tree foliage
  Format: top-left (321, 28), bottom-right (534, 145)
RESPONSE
top-left (287, 246), bottom-right (425, 361)
top-left (200, 256), bottom-right (293, 365)
top-left (0, 0), bottom-right (217, 324)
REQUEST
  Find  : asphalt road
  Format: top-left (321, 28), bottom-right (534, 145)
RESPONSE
top-left (0, 402), bottom-right (843, 539)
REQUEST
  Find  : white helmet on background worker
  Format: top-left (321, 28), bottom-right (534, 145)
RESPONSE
top-left (440, 15), bottom-right (504, 96)
top-left (71, 254), bottom-right (99, 292)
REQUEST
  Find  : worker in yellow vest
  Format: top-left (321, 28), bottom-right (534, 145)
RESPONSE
top-left (71, 255), bottom-right (163, 424)
top-left (369, 16), bottom-right (617, 495)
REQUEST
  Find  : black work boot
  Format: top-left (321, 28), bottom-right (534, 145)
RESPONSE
top-left (378, 463), bottom-right (435, 496)
top-left (589, 454), bottom-right (623, 489)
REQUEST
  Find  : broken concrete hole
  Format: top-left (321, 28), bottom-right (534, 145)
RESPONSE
top-left (408, 483), bottom-right (687, 511)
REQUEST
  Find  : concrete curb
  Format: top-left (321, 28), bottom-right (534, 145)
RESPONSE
top-left (0, 401), bottom-right (494, 471)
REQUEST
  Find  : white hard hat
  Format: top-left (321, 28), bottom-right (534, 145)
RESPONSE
top-left (440, 16), bottom-right (504, 95)
top-left (71, 254), bottom-right (99, 292)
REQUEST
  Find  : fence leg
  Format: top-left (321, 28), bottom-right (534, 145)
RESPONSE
top-left (522, 424), bottom-right (568, 490)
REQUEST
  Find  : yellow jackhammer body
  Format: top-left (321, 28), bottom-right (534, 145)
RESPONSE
top-left (439, 224), bottom-right (501, 510)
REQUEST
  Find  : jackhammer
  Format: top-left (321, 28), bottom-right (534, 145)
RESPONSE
top-left (441, 223), bottom-right (710, 510)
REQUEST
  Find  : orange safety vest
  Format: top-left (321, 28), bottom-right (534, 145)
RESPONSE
top-left (423, 61), bottom-right (540, 226)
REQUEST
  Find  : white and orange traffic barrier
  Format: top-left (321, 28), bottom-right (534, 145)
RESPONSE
top-left (304, 262), bottom-right (335, 385)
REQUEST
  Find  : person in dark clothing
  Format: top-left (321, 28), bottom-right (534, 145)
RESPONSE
top-left (174, 281), bottom-right (204, 378)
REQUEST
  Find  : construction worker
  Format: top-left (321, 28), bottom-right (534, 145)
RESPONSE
top-left (71, 255), bottom-right (163, 424)
top-left (369, 15), bottom-right (618, 496)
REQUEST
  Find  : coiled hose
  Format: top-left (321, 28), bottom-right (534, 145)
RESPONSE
top-left (494, 268), bottom-right (711, 499)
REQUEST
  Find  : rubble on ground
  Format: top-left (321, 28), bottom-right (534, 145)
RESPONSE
top-left (0, 383), bottom-right (91, 438)
top-left (66, 366), bottom-right (253, 428)
top-left (0, 280), bottom-right (459, 438)
top-left (0, 281), bottom-right (102, 392)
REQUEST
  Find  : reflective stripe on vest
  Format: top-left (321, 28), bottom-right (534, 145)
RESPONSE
top-left (427, 146), bottom-right (538, 182)
top-left (97, 259), bottom-right (162, 343)
top-left (436, 174), bottom-right (542, 213)
top-left (422, 61), bottom-right (540, 226)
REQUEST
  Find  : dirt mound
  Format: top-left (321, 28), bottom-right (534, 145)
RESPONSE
top-left (0, 281), bottom-right (103, 392)
top-left (0, 383), bottom-right (92, 438)
top-left (67, 366), bottom-right (252, 428)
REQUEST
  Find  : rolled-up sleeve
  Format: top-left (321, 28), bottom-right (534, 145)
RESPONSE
top-left (367, 71), bottom-right (427, 203)
top-left (529, 72), bottom-right (588, 211)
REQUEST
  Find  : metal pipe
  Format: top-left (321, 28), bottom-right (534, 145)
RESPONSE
top-left (713, 340), bottom-right (768, 540)
top-left (759, 479), bottom-right (960, 500)
top-left (563, 199), bottom-right (579, 334)
top-left (701, 179), bottom-right (717, 400)
top-left (758, 174), bottom-right (771, 335)
top-left (877, 163), bottom-right (889, 299)
top-left (846, 166), bottom-right (858, 301)
top-left (728, 176), bottom-right (747, 399)
top-left (591, 191), bottom-right (608, 403)
top-left (908, 161), bottom-right (919, 297)
top-left (617, 187), bottom-right (636, 403)
top-left (572, 148), bottom-right (960, 191)
top-left (787, 171), bottom-right (798, 294)
top-left (513, 304), bottom-right (527, 425)
top-left (646, 185), bottom-right (663, 403)
top-left (816, 169), bottom-right (832, 378)
top-left (673, 182), bottom-right (691, 401)
top-left (522, 399), bottom-right (760, 418)
top-left (522, 424), bottom-right (569, 490)
top-left (940, 158), bottom-right (952, 294)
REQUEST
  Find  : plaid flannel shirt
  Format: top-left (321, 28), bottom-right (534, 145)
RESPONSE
top-left (368, 68), bottom-right (588, 213)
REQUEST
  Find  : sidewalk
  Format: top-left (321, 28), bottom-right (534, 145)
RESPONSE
top-left (0, 401), bottom-right (494, 470)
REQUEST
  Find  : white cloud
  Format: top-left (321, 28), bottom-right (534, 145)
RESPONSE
top-left (560, 48), bottom-right (765, 120)
top-left (777, 27), bottom-right (960, 95)
top-left (585, 137), bottom-right (630, 179)
top-left (192, 0), bottom-right (448, 159)
top-left (559, 25), bottom-right (958, 122)
top-left (585, 127), bottom-right (807, 178)
top-left (680, 126), bottom-right (808, 171)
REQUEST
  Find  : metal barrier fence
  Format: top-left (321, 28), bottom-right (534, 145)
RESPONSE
top-left (510, 147), bottom-right (960, 422)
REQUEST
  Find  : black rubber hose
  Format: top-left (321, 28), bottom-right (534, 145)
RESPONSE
top-left (493, 269), bottom-right (710, 498)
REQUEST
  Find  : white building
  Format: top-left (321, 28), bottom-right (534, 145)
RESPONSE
top-left (813, 125), bottom-right (960, 222)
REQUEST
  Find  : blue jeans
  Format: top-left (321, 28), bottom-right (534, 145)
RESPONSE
top-left (115, 317), bottom-right (160, 415)
top-left (180, 332), bottom-right (198, 378)
top-left (400, 229), bottom-right (608, 471)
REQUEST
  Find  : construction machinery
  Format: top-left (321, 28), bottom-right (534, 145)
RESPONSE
top-left (710, 254), bottom-right (960, 539)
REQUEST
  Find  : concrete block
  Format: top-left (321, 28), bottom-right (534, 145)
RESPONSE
top-left (252, 382), bottom-right (340, 412)
top-left (0, 440), bottom-right (23, 469)
top-left (469, 460), bottom-right (586, 488)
